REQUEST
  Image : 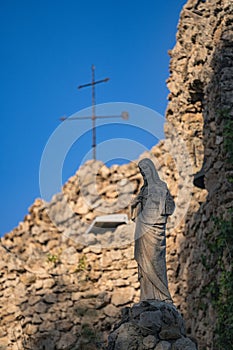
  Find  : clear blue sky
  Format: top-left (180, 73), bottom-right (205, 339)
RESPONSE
top-left (0, 0), bottom-right (186, 236)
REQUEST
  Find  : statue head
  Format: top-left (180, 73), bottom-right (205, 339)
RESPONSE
top-left (138, 158), bottom-right (160, 185)
top-left (138, 158), bottom-right (174, 217)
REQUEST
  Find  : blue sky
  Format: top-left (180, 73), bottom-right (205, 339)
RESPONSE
top-left (0, 0), bottom-right (186, 235)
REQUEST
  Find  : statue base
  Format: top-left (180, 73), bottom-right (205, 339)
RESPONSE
top-left (107, 300), bottom-right (197, 350)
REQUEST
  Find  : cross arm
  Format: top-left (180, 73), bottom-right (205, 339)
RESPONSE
top-left (60, 112), bottom-right (129, 122)
top-left (78, 77), bottom-right (110, 89)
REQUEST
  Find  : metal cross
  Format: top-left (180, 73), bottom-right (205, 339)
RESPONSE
top-left (61, 65), bottom-right (129, 160)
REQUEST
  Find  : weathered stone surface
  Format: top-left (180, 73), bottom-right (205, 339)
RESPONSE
top-left (28, 295), bottom-right (41, 306)
top-left (0, 336), bottom-right (9, 347)
top-left (159, 325), bottom-right (182, 340)
top-left (172, 337), bottom-right (197, 350)
top-left (24, 324), bottom-right (38, 335)
top-left (109, 323), bottom-right (142, 350)
top-left (33, 301), bottom-right (48, 313)
top-left (104, 304), bottom-right (120, 317)
top-left (111, 288), bottom-right (135, 306)
top-left (139, 310), bottom-right (162, 332)
top-left (143, 334), bottom-right (158, 348)
top-left (20, 272), bottom-right (36, 285)
top-left (56, 320), bottom-right (73, 331)
top-left (107, 301), bottom-right (196, 350)
top-left (1, 1), bottom-right (232, 349)
top-left (32, 313), bottom-right (43, 324)
top-left (155, 341), bottom-right (171, 350)
top-left (56, 333), bottom-right (78, 349)
top-left (43, 293), bottom-right (57, 304)
top-left (163, 1), bottom-right (233, 348)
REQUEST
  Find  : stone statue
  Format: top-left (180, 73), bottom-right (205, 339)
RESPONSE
top-left (131, 158), bottom-right (175, 302)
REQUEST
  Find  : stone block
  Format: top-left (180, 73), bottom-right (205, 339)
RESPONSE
top-left (172, 337), bottom-right (197, 350)
top-left (56, 333), bottom-right (78, 349)
top-left (24, 324), bottom-right (38, 335)
top-left (55, 320), bottom-right (73, 331)
top-left (39, 320), bottom-right (55, 332)
top-left (33, 301), bottom-right (48, 313)
top-left (44, 293), bottom-right (57, 304)
top-left (143, 334), bottom-right (158, 348)
top-left (20, 272), bottom-right (36, 285)
top-left (139, 310), bottom-right (162, 333)
top-left (111, 288), bottom-right (134, 306)
top-left (0, 337), bottom-right (9, 349)
top-left (112, 323), bottom-right (141, 350)
top-left (155, 341), bottom-right (171, 350)
top-left (159, 325), bottom-right (182, 340)
top-left (104, 304), bottom-right (120, 318)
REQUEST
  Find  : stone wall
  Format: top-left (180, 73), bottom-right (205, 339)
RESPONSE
top-left (164, 0), bottom-right (233, 348)
top-left (0, 225), bottom-right (138, 349)
top-left (0, 145), bottom-right (185, 350)
top-left (0, 0), bottom-right (232, 349)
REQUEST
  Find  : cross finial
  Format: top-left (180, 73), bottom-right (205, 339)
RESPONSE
top-left (60, 66), bottom-right (128, 160)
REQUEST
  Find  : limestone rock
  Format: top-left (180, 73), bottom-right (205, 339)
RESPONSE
top-left (107, 301), bottom-right (196, 350)
top-left (139, 310), bottom-right (162, 332)
top-left (155, 341), bottom-right (171, 350)
top-left (159, 325), bottom-right (182, 340)
top-left (108, 322), bottom-right (142, 350)
top-left (143, 335), bottom-right (158, 348)
top-left (112, 287), bottom-right (135, 306)
top-left (56, 333), bottom-right (78, 349)
top-left (172, 337), bottom-right (197, 350)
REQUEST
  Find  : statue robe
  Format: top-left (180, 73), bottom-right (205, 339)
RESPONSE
top-left (134, 161), bottom-right (175, 301)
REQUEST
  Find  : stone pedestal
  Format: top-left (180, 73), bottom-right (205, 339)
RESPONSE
top-left (107, 300), bottom-right (197, 350)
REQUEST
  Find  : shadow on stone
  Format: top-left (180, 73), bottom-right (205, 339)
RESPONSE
top-left (107, 300), bottom-right (197, 350)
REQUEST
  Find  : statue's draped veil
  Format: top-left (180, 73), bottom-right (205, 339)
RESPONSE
top-left (138, 158), bottom-right (161, 184)
top-left (137, 158), bottom-right (168, 223)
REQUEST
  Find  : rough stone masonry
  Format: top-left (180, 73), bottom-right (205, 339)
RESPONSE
top-left (0, 0), bottom-right (232, 349)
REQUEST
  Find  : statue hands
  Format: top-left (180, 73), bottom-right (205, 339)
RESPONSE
top-left (130, 198), bottom-right (140, 221)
